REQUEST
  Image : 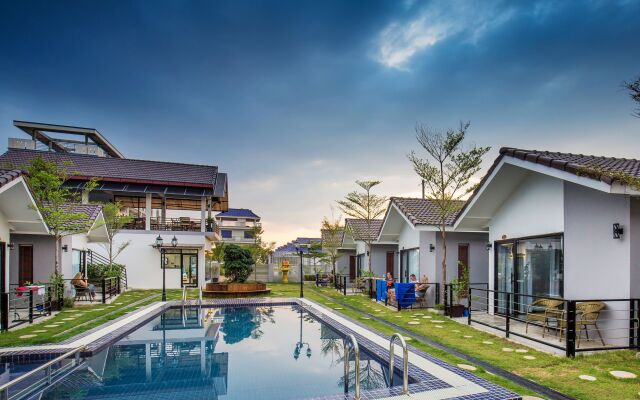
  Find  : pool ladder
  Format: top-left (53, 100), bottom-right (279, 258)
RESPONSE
top-left (389, 333), bottom-right (409, 395)
top-left (343, 334), bottom-right (361, 400)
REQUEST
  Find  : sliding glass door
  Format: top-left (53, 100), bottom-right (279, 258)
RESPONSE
top-left (495, 234), bottom-right (563, 315)
top-left (399, 249), bottom-right (419, 282)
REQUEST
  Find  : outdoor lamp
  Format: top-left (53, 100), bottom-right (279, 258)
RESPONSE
top-left (429, 244), bottom-right (435, 252)
top-left (485, 242), bottom-right (493, 251)
top-left (62, 244), bottom-right (68, 252)
top-left (613, 223), bottom-right (624, 239)
top-left (171, 236), bottom-right (178, 247)
top-left (155, 235), bottom-right (163, 248)
top-left (296, 245), bottom-right (305, 298)
top-left (7, 243), bottom-right (14, 250)
top-left (306, 347), bottom-right (312, 358)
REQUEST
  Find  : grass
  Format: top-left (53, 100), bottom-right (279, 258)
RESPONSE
top-left (1, 283), bottom-right (638, 399)
top-left (307, 285), bottom-right (640, 400)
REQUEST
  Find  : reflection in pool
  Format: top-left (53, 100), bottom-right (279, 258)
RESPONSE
top-left (40, 305), bottom-right (405, 400)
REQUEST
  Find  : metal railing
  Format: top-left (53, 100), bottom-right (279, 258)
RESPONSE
top-left (123, 217), bottom-right (218, 232)
top-left (1, 285), bottom-right (53, 331)
top-left (343, 333), bottom-right (361, 400)
top-left (444, 282), bottom-right (488, 316)
top-left (0, 346), bottom-right (85, 400)
top-left (467, 287), bottom-right (640, 357)
top-left (389, 333), bottom-right (409, 394)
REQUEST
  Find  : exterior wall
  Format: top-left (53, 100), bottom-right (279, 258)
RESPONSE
top-left (9, 234), bottom-right (56, 284)
top-left (89, 231), bottom-right (210, 289)
top-left (335, 249), bottom-right (354, 275)
top-left (631, 198), bottom-right (640, 299)
top-left (488, 173), bottom-right (564, 291)
top-left (418, 231), bottom-right (437, 283)
top-left (0, 211), bottom-right (10, 292)
top-left (355, 240), bottom-right (397, 277)
top-left (435, 232), bottom-right (489, 285)
top-left (564, 183), bottom-right (631, 299)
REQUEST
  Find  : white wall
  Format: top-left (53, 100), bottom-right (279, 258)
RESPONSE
top-left (89, 231), bottom-right (210, 289)
top-left (631, 198), bottom-right (640, 299)
top-left (435, 232), bottom-right (489, 284)
top-left (488, 173), bottom-right (564, 291)
top-left (9, 234), bottom-right (56, 284)
top-left (0, 211), bottom-right (10, 292)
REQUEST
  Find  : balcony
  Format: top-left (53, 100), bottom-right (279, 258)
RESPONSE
top-left (123, 217), bottom-right (218, 233)
top-left (217, 220), bottom-right (260, 229)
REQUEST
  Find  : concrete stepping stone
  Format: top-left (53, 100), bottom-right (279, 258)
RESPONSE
top-left (333, 307), bottom-right (343, 310)
top-left (62, 318), bottom-right (75, 321)
top-left (482, 341), bottom-right (493, 345)
top-left (609, 370), bottom-right (637, 379)
top-left (360, 317), bottom-right (371, 320)
top-left (435, 325), bottom-right (443, 328)
top-left (407, 321), bottom-right (420, 325)
top-left (452, 329), bottom-right (460, 333)
top-left (395, 315), bottom-right (403, 318)
top-left (44, 324), bottom-right (59, 328)
top-left (523, 355), bottom-right (536, 360)
top-left (463, 335), bottom-right (473, 338)
top-left (457, 364), bottom-right (477, 371)
top-left (515, 349), bottom-right (528, 353)
top-left (502, 348), bottom-right (514, 352)
top-left (422, 316), bottom-right (432, 319)
top-left (431, 320), bottom-right (445, 323)
top-left (579, 375), bottom-right (597, 381)
top-left (19, 334), bottom-right (37, 339)
top-left (521, 397), bottom-right (545, 400)
top-left (32, 330), bottom-right (47, 333)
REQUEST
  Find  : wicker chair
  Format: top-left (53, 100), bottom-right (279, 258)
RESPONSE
top-left (524, 298), bottom-right (564, 335)
top-left (557, 301), bottom-right (606, 347)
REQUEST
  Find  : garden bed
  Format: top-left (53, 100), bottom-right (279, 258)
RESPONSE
top-left (202, 282), bottom-right (271, 298)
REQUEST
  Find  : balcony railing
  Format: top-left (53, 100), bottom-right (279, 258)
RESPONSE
top-left (123, 217), bottom-right (218, 232)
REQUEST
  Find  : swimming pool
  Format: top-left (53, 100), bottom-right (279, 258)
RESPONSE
top-left (5, 298), bottom-right (520, 400)
top-left (37, 305), bottom-right (405, 400)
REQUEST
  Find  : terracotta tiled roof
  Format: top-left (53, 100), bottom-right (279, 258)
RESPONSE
top-left (500, 148), bottom-right (640, 183)
top-left (344, 219), bottom-right (383, 241)
top-left (0, 169), bottom-right (23, 188)
top-left (455, 147), bottom-right (640, 225)
top-left (390, 197), bottom-right (463, 226)
top-left (56, 203), bottom-right (103, 230)
top-left (0, 149), bottom-right (220, 188)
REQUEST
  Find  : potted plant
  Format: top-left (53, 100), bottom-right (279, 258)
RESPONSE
top-left (449, 261), bottom-right (469, 318)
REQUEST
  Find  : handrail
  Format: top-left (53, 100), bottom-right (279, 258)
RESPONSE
top-left (389, 333), bottom-right (409, 394)
top-left (198, 287), bottom-right (203, 306)
top-left (343, 333), bottom-right (361, 400)
top-left (0, 346), bottom-right (84, 399)
top-left (181, 286), bottom-right (187, 304)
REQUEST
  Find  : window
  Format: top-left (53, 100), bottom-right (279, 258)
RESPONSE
top-left (72, 250), bottom-right (86, 276)
top-left (400, 249), bottom-right (419, 282)
top-left (221, 230), bottom-right (232, 239)
top-left (244, 231), bottom-right (254, 239)
top-left (356, 254), bottom-right (365, 277)
top-left (162, 249), bottom-right (199, 287)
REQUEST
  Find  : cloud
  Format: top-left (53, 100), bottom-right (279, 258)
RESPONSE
top-left (374, 1), bottom-right (516, 69)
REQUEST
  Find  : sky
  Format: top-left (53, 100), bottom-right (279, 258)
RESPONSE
top-left (0, 0), bottom-right (639, 245)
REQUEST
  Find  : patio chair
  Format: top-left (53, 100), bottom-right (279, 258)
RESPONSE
top-left (414, 285), bottom-right (430, 308)
top-left (557, 301), bottom-right (606, 347)
top-left (74, 284), bottom-right (92, 302)
top-left (524, 298), bottom-right (564, 335)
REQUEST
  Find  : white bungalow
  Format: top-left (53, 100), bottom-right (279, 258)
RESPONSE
top-left (341, 219), bottom-right (396, 278)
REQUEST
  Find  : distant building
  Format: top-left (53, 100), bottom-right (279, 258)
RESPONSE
top-left (215, 208), bottom-right (261, 244)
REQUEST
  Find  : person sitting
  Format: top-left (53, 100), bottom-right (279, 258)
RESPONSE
top-left (71, 272), bottom-right (96, 300)
top-left (416, 274), bottom-right (429, 298)
top-left (385, 272), bottom-right (395, 298)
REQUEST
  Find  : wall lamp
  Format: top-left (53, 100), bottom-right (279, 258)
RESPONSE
top-left (7, 243), bottom-right (14, 250)
top-left (485, 243), bottom-right (493, 251)
top-left (62, 244), bottom-right (68, 252)
top-left (613, 223), bottom-right (624, 239)
top-left (429, 244), bottom-right (435, 252)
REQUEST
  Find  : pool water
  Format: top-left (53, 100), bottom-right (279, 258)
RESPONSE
top-left (40, 305), bottom-right (405, 400)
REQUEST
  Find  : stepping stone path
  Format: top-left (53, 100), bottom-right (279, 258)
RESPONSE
top-left (609, 371), bottom-right (637, 379)
top-left (463, 335), bottom-right (473, 338)
top-left (19, 334), bottom-right (37, 339)
top-left (412, 313), bottom-right (424, 316)
top-left (395, 315), bottom-right (403, 318)
top-left (360, 317), bottom-right (371, 320)
top-left (62, 318), bottom-right (75, 321)
top-left (435, 325), bottom-right (443, 328)
top-left (482, 341), bottom-right (493, 345)
top-left (407, 321), bottom-right (420, 325)
top-left (515, 349), bottom-right (528, 353)
top-left (502, 348), bottom-right (514, 352)
top-left (33, 330), bottom-right (47, 333)
top-left (523, 355), bottom-right (536, 360)
top-left (333, 307), bottom-right (343, 310)
top-left (422, 316), bottom-right (432, 319)
top-left (457, 364), bottom-right (477, 371)
top-left (579, 375), bottom-right (597, 381)
top-left (44, 324), bottom-right (59, 328)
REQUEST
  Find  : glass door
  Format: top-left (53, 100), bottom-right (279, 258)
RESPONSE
top-left (181, 253), bottom-right (198, 286)
top-left (399, 249), bottom-right (419, 282)
top-left (495, 243), bottom-right (514, 314)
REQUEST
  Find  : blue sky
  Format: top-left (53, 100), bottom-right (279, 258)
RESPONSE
top-left (1, 0), bottom-right (639, 244)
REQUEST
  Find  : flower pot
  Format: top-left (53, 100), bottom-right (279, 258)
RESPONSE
top-left (450, 304), bottom-right (466, 318)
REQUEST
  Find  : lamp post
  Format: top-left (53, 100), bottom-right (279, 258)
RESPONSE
top-left (293, 307), bottom-right (312, 360)
top-left (153, 235), bottom-right (166, 301)
top-left (297, 246), bottom-right (305, 298)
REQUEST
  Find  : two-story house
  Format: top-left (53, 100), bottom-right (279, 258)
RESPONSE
top-left (215, 208), bottom-right (261, 244)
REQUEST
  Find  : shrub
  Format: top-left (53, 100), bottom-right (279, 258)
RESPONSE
top-left (223, 245), bottom-right (253, 283)
top-left (63, 297), bottom-right (75, 309)
top-left (87, 263), bottom-right (125, 280)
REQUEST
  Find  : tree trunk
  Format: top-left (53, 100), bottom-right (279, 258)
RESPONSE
top-left (440, 225), bottom-right (447, 305)
top-left (54, 235), bottom-right (61, 275)
top-left (367, 242), bottom-right (372, 276)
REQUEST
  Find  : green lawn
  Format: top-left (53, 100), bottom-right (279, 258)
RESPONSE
top-left (306, 285), bottom-right (640, 400)
top-left (1, 283), bottom-right (638, 399)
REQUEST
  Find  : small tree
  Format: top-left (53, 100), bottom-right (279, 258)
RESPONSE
top-left (223, 244), bottom-right (254, 283)
top-left (408, 122), bottom-right (490, 304)
top-left (304, 241), bottom-right (326, 275)
top-left (321, 215), bottom-right (344, 276)
top-left (624, 76), bottom-right (640, 118)
top-left (337, 180), bottom-right (387, 275)
top-left (99, 202), bottom-right (132, 267)
top-left (24, 156), bottom-right (97, 275)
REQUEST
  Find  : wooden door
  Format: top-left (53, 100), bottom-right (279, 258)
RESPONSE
top-left (349, 256), bottom-right (356, 279)
top-left (386, 252), bottom-right (394, 276)
top-left (19, 245), bottom-right (33, 285)
top-left (457, 244), bottom-right (469, 298)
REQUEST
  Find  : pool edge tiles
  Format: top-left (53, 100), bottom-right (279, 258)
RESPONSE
top-left (299, 298), bottom-right (520, 400)
top-left (1, 297), bottom-right (521, 400)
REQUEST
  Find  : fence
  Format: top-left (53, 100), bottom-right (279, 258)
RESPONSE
top-left (64, 276), bottom-right (121, 304)
top-left (0, 284), bottom-right (56, 331)
top-left (443, 282), bottom-right (488, 317)
top-left (467, 287), bottom-right (640, 357)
